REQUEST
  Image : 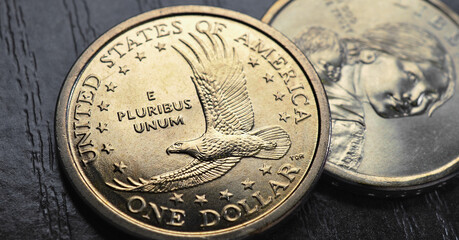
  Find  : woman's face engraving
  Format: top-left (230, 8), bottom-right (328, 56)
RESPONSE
top-left (360, 52), bottom-right (448, 118)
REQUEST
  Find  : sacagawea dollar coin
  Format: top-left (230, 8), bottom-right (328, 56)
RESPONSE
top-left (263, 0), bottom-right (459, 196)
top-left (56, 6), bottom-right (330, 239)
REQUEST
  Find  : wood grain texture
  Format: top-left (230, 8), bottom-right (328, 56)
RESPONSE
top-left (0, 0), bottom-right (457, 239)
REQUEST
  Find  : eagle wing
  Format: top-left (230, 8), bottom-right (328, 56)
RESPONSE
top-left (106, 157), bottom-right (240, 193)
top-left (172, 32), bottom-right (254, 134)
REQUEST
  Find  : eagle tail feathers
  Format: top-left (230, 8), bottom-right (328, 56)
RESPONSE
top-left (251, 126), bottom-right (292, 160)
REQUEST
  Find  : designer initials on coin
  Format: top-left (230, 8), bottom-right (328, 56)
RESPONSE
top-left (56, 6), bottom-right (329, 239)
top-left (263, 0), bottom-right (459, 196)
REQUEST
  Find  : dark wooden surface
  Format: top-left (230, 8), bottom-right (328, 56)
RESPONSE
top-left (0, 0), bottom-right (457, 239)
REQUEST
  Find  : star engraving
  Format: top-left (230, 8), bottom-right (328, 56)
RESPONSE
top-left (105, 82), bottom-right (117, 92)
top-left (279, 112), bottom-right (291, 123)
top-left (96, 122), bottom-right (108, 133)
top-left (113, 161), bottom-right (127, 173)
top-left (194, 194), bottom-right (208, 206)
top-left (248, 57), bottom-right (259, 68)
top-left (263, 73), bottom-right (274, 83)
top-left (259, 163), bottom-right (272, 175)
top-left (241, 178), bottom-right (255, 190)
top-left (102, 143), bottom-right (114, 154)
top-left (97, 101), bottom-right (110, 111)
top-left (273, 92), bottom-right (285, 101)
top-left (169, 193), bottom-right (184, 205)
top-left (135, 52), bottom-right (146, 61)
top-left (155, 42), bottom-right (166, 52)
top-left (104, 29), bottom-right (294, 194)
top-left (220, 189), bottom-right (234, 201)
top-left (118, 65), bottom-right (129, 75)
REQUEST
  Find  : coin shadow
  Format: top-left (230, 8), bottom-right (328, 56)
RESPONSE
top-left (57, 144), bottom-right (457, 240)
top-left (250, 176), bottom-right (458, 240)
top-left (58, 157), bottom-right (138, 240)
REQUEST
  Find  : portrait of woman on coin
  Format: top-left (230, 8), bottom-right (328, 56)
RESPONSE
top-left (294, 23), bottom-right (456, 170)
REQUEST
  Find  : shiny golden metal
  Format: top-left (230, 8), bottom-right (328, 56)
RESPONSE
top-left (263, 0), bottom-right (459, 197)
top-left (56, 6), bottom-right (330, 239)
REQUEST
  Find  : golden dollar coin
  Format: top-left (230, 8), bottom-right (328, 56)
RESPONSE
top-left (263, 0), bottom-right (459, 196)
top-left (56, 6), bottom-right (330, 239)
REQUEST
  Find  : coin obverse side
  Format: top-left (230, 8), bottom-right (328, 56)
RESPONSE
top-left (263, 0), bottom-right (459, 196)
top-left (56, 6), bottom-right (330, 239)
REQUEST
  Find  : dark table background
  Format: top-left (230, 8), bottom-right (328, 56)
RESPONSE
top-left (0, 0), bottom-right (457, 239)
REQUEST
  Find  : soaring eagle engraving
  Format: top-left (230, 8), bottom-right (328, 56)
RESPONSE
top-left (107, 31), bottom-right (291, 193)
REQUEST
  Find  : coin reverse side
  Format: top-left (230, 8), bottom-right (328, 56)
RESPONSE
top-left (56, 6), bottom-right (330, 239)
top-left (263, 0), bottom-right (459, 196)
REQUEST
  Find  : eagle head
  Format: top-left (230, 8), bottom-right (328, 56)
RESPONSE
top-left (166, 141), bottom-right (197, 156)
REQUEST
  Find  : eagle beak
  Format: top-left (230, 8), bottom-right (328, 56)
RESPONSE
top-left (166, 148), bottom-right (171, 155)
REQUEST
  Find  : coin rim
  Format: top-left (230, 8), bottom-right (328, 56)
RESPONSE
top-left (55, 5), bottom-right (330, 239)
top-left (261, 0), bottom-right (459, 196)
